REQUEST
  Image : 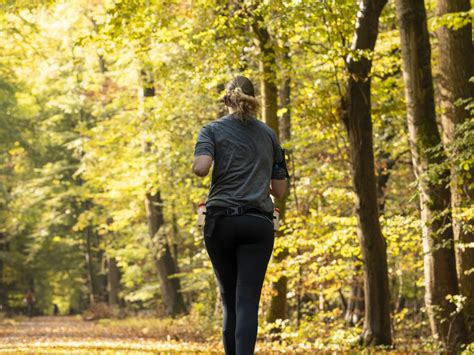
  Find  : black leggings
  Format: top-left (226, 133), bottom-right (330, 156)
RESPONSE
top-left (204, 214), bottom-right (274, 355)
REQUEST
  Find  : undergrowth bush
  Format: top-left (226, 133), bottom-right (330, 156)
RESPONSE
top-left (82, 303), bottom-right (118, 321)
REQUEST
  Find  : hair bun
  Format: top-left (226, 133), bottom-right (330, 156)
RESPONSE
top-left (224, 76), bottom-right (261, 120)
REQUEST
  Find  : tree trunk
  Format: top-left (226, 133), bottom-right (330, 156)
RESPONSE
top-left (145, 191), bottom-right (187, 316)
top-left (251, 11), bottom-right (290, 327)
top-left (251, 11), bottom-right (279, 133)
top-left (83, 223), bottom-right (97, 305)
top-left (340, 0), bottom-right (392, 346)
top-left (97, 249), bottom-right (108, 302)
top-left (107, 257), bottom-right (120, 306)
top-left (344, 268), bottom-right (365, 326)
top-left (395, 0), bottom-right (468, 348)
top-left (436, 0), bottom-right (474, 335)
top-left (140, 69), bottom-right (187, 317)
top-left (0, 233), bottom-right (7, 312)
top-left (279, 44), bottom-right (291, 142)
top-left (79, 195), bottom-right (106, 305)
top-left (376, 151), bottom-right (396, 215)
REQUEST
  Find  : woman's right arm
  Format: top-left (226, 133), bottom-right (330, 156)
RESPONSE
top-left (193, 155), bottom-right (213, 177)
top-left (193, 124), bottom-right (215, 177)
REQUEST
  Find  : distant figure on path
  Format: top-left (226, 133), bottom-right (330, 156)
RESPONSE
top-left (24, 290), bottom-right (35, 318)
top-left (193, 75), bottom-right (289, 354)
top-left (53, 303), bottom-right (59, 316)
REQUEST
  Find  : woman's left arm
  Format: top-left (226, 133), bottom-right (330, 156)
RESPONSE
top-left (270, 179), bottom-right (287, 199)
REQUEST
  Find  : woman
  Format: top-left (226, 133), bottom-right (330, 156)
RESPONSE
top-left (193, 75), bottom-right (289, 355)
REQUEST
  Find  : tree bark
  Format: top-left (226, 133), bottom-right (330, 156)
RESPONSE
top-left (145, 191), bottom-right (187, 316)
top-left (107, 257), bottom-right (120, 306)
top-left (376, 151), bottom-right (396, 215)
top-left (395, 0), bottom-right (468, 348)
top-left (79, 195), bottom-right (107, 305)
top-left (340, 0), bottom-right (392, 346)
top-left (251, 11), bottom-right (279, 133)
top-left (436, 0), bottom-right (474, 335)
top-left (279, 44), bottom-right (291, 142)
top-left (344, 268), bottom-right (365, 326)
top-left (140, 69), bottom-right (186, 317)
top-left (251, 10), bottom-right (290, 327)
top-left (83, 220), bottom-right (97, 305)
top-left (0, 232), bottom-right (7, 312)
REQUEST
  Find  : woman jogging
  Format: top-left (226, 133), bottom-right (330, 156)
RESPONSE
top-left (192, 75), bottom-right (289, 355)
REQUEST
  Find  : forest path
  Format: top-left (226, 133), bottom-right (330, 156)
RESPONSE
top-left (0, 316), bottom-right (217, 353)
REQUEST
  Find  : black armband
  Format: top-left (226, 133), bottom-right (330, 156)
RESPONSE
top-left (274, 148), bottom-right (290, 179)
top-left (281, 148), bottom-right (290, 178)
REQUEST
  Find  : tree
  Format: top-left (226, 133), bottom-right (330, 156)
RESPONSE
top-left (145, 190), bottom-right (187, 316)
top-left (106, 256), bottom-right (121, 307)
top-left (436, 0), bottom-right (474, 334)
top-left (251, 7), bottom-right (279, 134)
top-left (141, 68), bottom-right (187, 317)
top-left (340, 0), bottom-right (392, 346)
top-left (250, 5), bottom-right (290, 327)
top-left (395, 0), bottom-right (468, 348)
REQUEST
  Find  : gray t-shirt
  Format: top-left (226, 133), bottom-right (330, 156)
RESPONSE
top-left (194, 114), bottom-right (287, 213)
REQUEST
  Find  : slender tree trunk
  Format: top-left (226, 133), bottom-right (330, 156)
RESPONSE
top-left (140, 69), bottom-right (186, 317)
top-left (251, 12), bottom-right (279, 133)
top-left (97, 249), bottom-right (108, 302)
top-left (82, 218), bottom-right (106, 304)
top-left (171, 201), bottom-right (179, 263)
top-left (84, 223), bottom-right (97, 305)
top-left (145, 191), bottom-right (187, 316)
top-left (396, 271), bottom-right (406, 313)
top-left (0, 233), bottom-right (7, 311)
top-left (107, 257), bottom-right (120, 306)
top-left (376, 151), bottom-right (396, 215)
top-left (251, 11), bottom-right (290, 327)
top-left (395, 0), bottom-right (468, 348)
top-left (340, 0), bottom-right (392, 346)
top-left (344, 268), bottom-right (365, 326)
top-left (346, 137), bottom-right (403, 327)
top-left (436, 0), bottom-right (474, 335)
top-left (296, 249), bottom-right (303, 327)
top-left (78, 194), bottom-right (105, 305)
top-left (279, 44), bottom-right (291, 142)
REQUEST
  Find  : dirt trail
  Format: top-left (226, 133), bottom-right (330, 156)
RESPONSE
top-left (0, 316), bottom-right (216, 353)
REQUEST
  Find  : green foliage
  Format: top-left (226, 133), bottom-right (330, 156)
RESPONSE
top-left (432, 9), bottom-right (474, 31)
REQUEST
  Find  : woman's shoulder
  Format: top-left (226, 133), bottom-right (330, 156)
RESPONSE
top-left (252, 118), bottom-right (278, 140)
top-left (205, 114), bottom-right (233, 128)
top-left (207, 115), bottom-right (276, 140)
top-left (253, 118), bottom-right (274, 132)
top-left (199, 115), bottom-right (230, 131)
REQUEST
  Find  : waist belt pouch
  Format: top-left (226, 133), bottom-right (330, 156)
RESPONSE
top-left (203, 214), bottom-right (217, 239)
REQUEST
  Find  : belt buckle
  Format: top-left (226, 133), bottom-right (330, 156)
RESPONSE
top-left (226, 206), bottom-right (242, 216)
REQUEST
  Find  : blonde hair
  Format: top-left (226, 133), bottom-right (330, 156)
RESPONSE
top-left (223, 76), bottom-right (261, 120)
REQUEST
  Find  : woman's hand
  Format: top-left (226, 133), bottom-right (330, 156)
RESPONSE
top-left (192, 155), bottom-right (213, 177)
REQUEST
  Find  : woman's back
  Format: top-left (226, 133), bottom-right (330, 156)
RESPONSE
top-left (195, 113), bottom-right (286, 213)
